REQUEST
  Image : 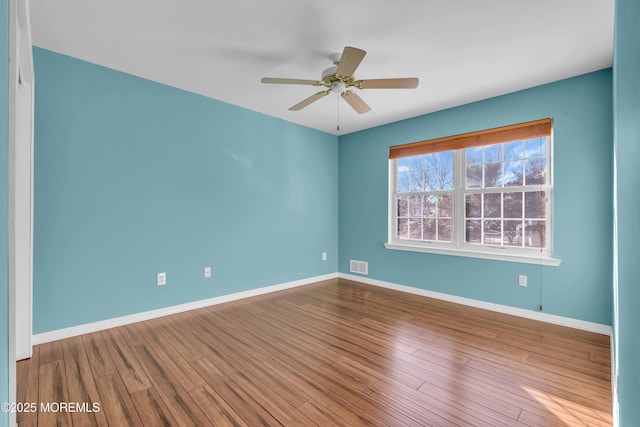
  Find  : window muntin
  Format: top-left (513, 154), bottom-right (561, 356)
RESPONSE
top-left (390, 133), bottom-right (552, 260)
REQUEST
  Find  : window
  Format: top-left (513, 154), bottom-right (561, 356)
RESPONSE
top-left (386, 119), bottom-right (560, 266)
top-left (396, 151), bottom-right (453, 242)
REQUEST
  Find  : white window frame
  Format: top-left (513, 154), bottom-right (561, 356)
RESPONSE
top-left (385, 137), bottom-right (561, 266)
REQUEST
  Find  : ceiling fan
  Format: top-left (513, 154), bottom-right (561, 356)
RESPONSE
top-left (261, 46), bottom-right (419, 114)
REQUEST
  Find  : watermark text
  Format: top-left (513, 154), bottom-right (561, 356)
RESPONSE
top-left (1, 401), bottom-right (101, 413)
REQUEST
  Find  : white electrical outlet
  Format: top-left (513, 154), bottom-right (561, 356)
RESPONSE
top-left (204, 267), bottom-right (212, 278)
top-left (322, 252), bottom-right (327, 261)
top-left (157, 272), bottom-right (166, 286)
top-left (518, 275), bottom-right (527, 287)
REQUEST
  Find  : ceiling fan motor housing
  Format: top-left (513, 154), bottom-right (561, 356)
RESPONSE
top-left (321, 66), bottom-right (354, 92)
top-left (321, 66), bottom-right (337, 80)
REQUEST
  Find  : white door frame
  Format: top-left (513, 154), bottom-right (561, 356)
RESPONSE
top-left (8, 0), bottom-right (34, 423)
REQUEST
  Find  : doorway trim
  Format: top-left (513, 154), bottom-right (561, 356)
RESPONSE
top-left (8, 0), bottom-right (34, 424)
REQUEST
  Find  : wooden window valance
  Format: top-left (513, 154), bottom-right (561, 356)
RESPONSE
top-left (388, 118), bottom-right (552, 159)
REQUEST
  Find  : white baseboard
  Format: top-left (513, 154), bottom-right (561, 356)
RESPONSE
top-left (33, 270), bottom-right (612, 346)
top-left (339, 273), bottom-right (612, 336)
top-left (32, 272), bottom-right (338, 345)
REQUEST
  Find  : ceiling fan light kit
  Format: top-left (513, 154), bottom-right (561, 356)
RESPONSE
top-left (261, 46), bottom-right (419, 115)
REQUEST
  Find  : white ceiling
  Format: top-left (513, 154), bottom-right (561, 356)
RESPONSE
top-left (29, 0), bottom-right (614, 135)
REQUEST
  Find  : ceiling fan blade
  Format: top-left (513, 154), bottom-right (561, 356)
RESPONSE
top-left (261, 77), bottom-right (320, 86)
top-left (289, 90), bottom-right (331, 111)
top-left (357, 78), bottom-right (419, 89)
top-left (342, 91), bottom-right (371, 114)
top-left (335, 46), bottom-right (367, 77)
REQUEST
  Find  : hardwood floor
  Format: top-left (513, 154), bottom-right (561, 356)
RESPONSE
top-left (17, 278), bottom-right (612, 426)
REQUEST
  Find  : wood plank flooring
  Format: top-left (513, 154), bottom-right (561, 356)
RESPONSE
top-left (17, 278), bottom-right (612, 426)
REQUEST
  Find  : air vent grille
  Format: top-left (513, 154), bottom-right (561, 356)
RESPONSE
top-left (349, 260), bottom-right (368, 275)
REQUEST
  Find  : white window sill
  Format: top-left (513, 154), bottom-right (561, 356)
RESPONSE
top-left (383, 242), bottom-right (561, 266)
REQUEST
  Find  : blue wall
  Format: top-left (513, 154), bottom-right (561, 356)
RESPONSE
top-left (32, 48), bottom-right (339, 333)
top-left (613, 0), bottom-right (640, 423)
top-left (0, 0), bottom-right (9, 425)
top-left (339, 70), bottom-right (613, 325)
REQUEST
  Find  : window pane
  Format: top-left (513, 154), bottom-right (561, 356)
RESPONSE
top-left (422, 153), bottom-right (437, 168)
top-left (423, 219), bottom-right (437, 240)
top-left (503, 220), bottom-right (522, 246)
top-left (424, 167), bottom-right (453, 190)
top-left (483, 220), bottom-right (502, 245)
top-left (465, 194), bottom-right (481, 218)
top-left (397, 157), bottom-right (410, 171)
top-left (397, 197), bottom-right (408, 217)
top-left (505, 141), bottom-right (524, 160)
top-left (397, 172), bottom-right (411, 192)
top-left (525, 158), bottom-right (546, 185)
top-left (466, 220), bottom-right (481, 244)
top-left (424, 169), bottom-right (438, 191)
top-left (503, 160), bottom-right (523, 187)
top-left (466, 146), bottom-right (482, 164)
top-left (503, 192), bottom-right (523, 218)
top-left (438, 151), bottom-right (453, 167)
top-left (525, 137), bottom-right (547, 158)
top-left (409, 219), bottom-right (421, 239)
top-left (483, 193), bottom-right (501, 218)
top-left (438, 194), bottom-right (452, 217)
top-left (438, 167), bottom-right (453, 190)
top-left (409, 155), bottom-right (422, 170)
top-left (484, 162), bottom-right (502, 188)
top-left (409, 171), bottom-right (423, 191)
top-left (422, 195), bottom-right (437, 217)
top-left (484, 144), bottom-right (502, 162)
top-left (525, 191), bottom-right (546, 218)
top-left (397, 218), bottom-right (408, 238)
top-left (409, 196), bottom-right (422, 216)
top-left (466, 164), bottom-right (482, 188)
top-left (525, 220), bottom-right (546, 248)
top-left (438, 219), bottom-right (452, 242)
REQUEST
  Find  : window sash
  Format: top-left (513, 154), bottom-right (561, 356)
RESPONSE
top-left (396, 191), bottom-right (454, 243)
top-left (462, 187), bottom-right (551, 249)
